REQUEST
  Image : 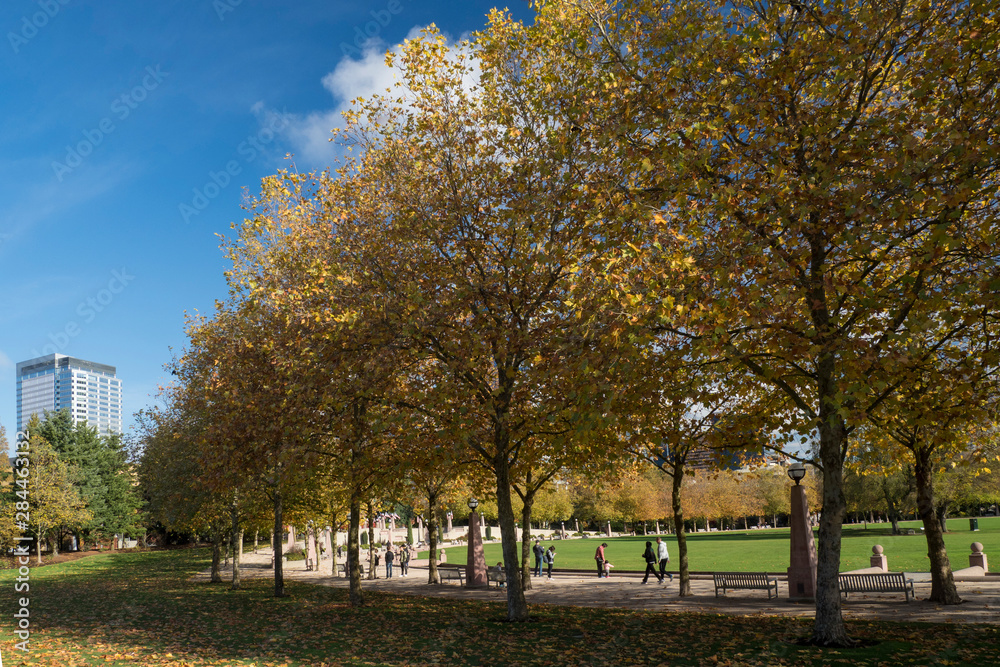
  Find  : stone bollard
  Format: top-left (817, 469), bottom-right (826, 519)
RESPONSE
top-left (870, 544), bottom-right (888, 571)
top-left (970, 542), bottom-right (989, 572)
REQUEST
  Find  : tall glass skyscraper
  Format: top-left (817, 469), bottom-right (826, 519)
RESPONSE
top-left (16, 354), bottom-right (123, 436)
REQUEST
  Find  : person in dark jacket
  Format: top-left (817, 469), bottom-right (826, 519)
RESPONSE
top-left (533, 539), bottom-right (545, 576)
top-left (641, 541), bottom-right (663, 584)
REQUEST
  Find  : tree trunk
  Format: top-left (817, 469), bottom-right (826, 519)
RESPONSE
top-left (520, 493), bottom-right (535, 590)
top-left (367, 500), bottom-right (377, 580)
top-left (231, 504), bottom-right (243, 591)
top-left (272, 488), bottom-right (285, 597)
top-left (812, 394), bottom-right (849, 646)
top-left (329, 514), bottom-right (338, 576)
top-left (671, 463), bottom-right (692, 596)
top-left (210, 529), bottom-right (223, 583)
top-left (495, 452), bottom-right (529, 621)
top-left (936, 505), bottom-right (949, 533)
top-left (36, 529), bottom-right (46, 565)
top-left (427, 487), bottom-right (440, 584)
top-left (348, 489), bottom-right (364, 607)
top-left (914, 444), bottom-right (962, 604)
top-left (253, 529), bottom-right (259, 553)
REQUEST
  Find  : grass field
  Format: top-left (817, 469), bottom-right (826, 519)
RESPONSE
top-left (432, 517), bottom-right (1000, 573)
top-left (2, 547), bottom-right (1000, 666)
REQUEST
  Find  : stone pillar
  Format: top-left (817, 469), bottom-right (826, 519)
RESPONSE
top-left (655, 520), bottom-right (660, 535)
top-left (605, 521), bottom-right (612, 537)
top-left (465, 510), bottom-right (488, 587)
top-left (446, 512), bottom-right (453, 536)
top-left (870, 545), bottom-right (888, 571)
top-left (971, 542), bottom-right (989, 572)
top-left (787, 484), bottom-right (817, 601)
top-left (574, 519), bottom-right (580, 533)
top-left (286, 525), bottom-right (295, 552)
top-left (306, 526), bottom-right (317, 571)
top-left (417, 516), bottom-right (424, 542)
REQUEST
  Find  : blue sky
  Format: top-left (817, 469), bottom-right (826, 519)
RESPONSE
top-left (0, 0), bottom-right (534, 451)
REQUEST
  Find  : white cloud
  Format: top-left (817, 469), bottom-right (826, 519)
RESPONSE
top-left (272, 27), bottom-right (478, 170)
top-left (0, 350), bottom-right (12, 369)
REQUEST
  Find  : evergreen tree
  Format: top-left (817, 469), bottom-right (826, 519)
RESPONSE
top-left (36, 410), bottom-right (144, 546)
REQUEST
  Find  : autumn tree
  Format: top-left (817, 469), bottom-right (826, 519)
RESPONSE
top-left (865, 325), bottom-right (1000, 604)
top-left (532, 0), bottom-right (1000, 644)
top-left (315, 25), bottom-right (635, 621)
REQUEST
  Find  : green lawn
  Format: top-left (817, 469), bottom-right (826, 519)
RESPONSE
top-left (432, 517), bottom-right (1000, 573)
top-left (2, 547), bottom-right (1000, 666)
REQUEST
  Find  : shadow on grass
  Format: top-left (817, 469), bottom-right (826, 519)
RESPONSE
top-left (3, 548), bottom-right (999, 666)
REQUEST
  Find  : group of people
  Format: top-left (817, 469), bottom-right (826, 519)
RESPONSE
top-left (595, 537), bottom-right (673, 583)
top-left (531, 540), bottom-right (558, 578)
top-left (369, 543), bottom-right (412, 578)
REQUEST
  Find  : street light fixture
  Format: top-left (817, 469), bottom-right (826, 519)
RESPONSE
top-left (787, 462), bottom-right (806, 485)
top-left (468, 498), bottom-right (479, 511)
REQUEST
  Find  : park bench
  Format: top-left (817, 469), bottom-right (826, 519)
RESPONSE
top-left (336, 562), bottom-right (366, 578)
top-left (713, 572), bottom-right (779, 599)
top-left (487, 568), bottom-right (506, 588)
top-left (838, 572), bottom-right (915, 602)
top-left (437, 564), bottom-right (466, 585)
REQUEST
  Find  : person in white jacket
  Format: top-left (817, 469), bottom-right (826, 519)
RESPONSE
top-left (656, 537), bottom-right (673, 583)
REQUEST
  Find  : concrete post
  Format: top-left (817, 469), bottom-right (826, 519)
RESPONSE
top-left (787, 484), bottom-right (817, 601)
top-left (870, 544), bottom-right (888, 571)
top-left (605, 521), bottom-right (612, 537)
top-left (971, 542), bottom-right (989, 572)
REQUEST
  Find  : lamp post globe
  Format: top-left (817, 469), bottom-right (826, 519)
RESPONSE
top-left (787, 462), bottom-right (806, 485)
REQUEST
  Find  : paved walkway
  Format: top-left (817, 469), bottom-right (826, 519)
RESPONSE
top-left (198, 549), bottom-right (1000, 625)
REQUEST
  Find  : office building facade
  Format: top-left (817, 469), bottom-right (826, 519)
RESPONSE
top-left (16, 354), bottom-right (123, 436)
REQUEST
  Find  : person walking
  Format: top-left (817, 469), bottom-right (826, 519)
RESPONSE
top-left (385, 545), bottom-right (395, 578)
top-left (641, 540), bottom-right (663, 584)
top-left (656, 536), bottom-right (673, 583)
top-left (533, 539), bottom-right (545, 577)
top-left (544, 545), bottom-right (556, 578)
top-left (595, 542), bottom-right (608, 578)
